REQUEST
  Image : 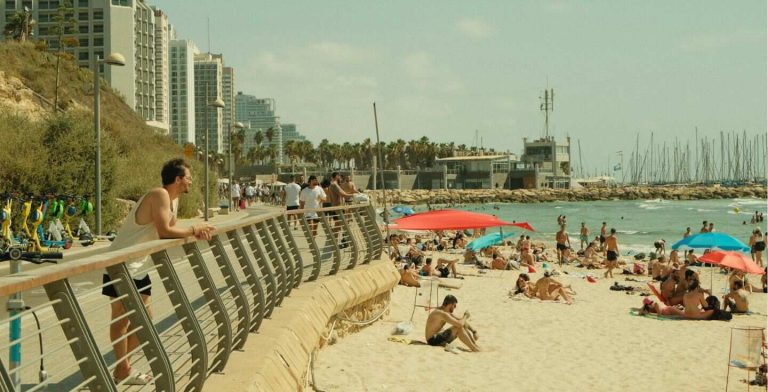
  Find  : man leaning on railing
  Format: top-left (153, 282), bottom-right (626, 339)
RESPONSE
top-left (101, 158), bottom-right (214, 385)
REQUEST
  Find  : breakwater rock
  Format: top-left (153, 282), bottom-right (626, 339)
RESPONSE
top-left (366, 185), bottom-right (767, 205)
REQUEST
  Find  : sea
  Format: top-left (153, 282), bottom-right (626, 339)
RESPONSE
top-left (400, 197), bottom-right (768, 255)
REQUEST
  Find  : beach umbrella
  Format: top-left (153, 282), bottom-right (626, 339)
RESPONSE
top-left (698, 251), bottom-right (765, 275)
top-left (466, 232), bottom-right (516, 252)
top-left (670, 232), bottom-right (750, 252)
top-left (391, 205), bottom-right (415, 216)
top-left (392, 209), bottom-right (535, 231)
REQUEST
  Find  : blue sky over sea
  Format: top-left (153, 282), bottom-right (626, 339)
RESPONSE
top-left (155, 1), bottom-right (767, 173)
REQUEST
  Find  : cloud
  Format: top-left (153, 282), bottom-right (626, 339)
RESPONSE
top-left (456, 18), bottom-right (493, 39)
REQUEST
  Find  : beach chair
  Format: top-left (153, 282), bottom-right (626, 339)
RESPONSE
top-left (410, 277), bottom-right (440, 321)
top-left (646, 282), bottom-right (671, 306)
top-left (726, 326), bottom-right (767, 391)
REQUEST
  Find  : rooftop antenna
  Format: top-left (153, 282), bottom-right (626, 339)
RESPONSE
top-left (539, 87), bottom-right (554, 139)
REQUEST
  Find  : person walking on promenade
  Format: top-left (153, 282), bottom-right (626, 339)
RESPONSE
top-left (300, 175), bottom-right (326, 236)
top-left (284, 175), bottom-right (302, 229)
top-left (230, 181), bottom-right (241, 212)
top-left (102, 159), bottom-right (213, 385)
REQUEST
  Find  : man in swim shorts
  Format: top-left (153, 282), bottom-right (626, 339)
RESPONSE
top-left (425, 295), bottom-right (480, 352)
top-left (579, 222), bottom-right (589, 251)
top-left (556, 224), bottom-right (570, 265)
top-left (599, 222), bottom-right (607, 252)
top-left (604, 228), bottom-right (620, 278)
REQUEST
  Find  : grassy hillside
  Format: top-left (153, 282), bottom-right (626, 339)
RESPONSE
top-left (0, 42), bottom-right (214, 230)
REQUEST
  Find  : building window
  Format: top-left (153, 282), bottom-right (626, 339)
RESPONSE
top-left (77, 0), bottom-right (88, 7)
top-left (79, 37), bottom-right (88, 46)
top-left (78, 11), bottom-right (88, 20)
top-left (78, 24), bottom-right (88, 33)
top-left (93, 24), bottom-right (103, 33)
top-left (93, 9), bottom-right (103, 20)
top-left (78, 52), bottom-right (89, 61)
top-left (93, 37), bottom-right (103, 46)
top-left (5, 1), bottom-right (15, 10)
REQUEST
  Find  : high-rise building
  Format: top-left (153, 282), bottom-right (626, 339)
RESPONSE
top-left (194, 53), bottom-right (224, 153)
top-left (221, 66), bottom-right (235, 151)
top-left (280, 124), bottom-right (306, 144)
top-left (151, 7), bottom-right (169, 133)
top-left (169, 38), bottom-right (198, 145)
top-left (0, 0), bottom-right (169, 133)
top-left (235, 92), bottom-right (282, 162)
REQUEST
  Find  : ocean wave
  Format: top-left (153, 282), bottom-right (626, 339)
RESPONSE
top-left (731, 198), bottom-right (767, 206)
top-left (695, 208), bottom-right (716, 212)
top-left (617, 230), bottom-right (640, 235)
top-left (638, 204), bottom-right (664, 210)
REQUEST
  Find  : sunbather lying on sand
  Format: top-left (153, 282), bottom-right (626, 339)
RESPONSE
top-left (639, 298), bottom-right (683, 316)
top-left (512, 273), bottom-right (535, 297)
top-left (422, 257), bottom-right (461, 278)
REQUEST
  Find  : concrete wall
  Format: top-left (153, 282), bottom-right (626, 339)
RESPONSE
top-left (202, 260), bottom-right (399, 391)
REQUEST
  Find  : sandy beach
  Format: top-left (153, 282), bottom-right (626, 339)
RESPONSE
top-left (313, 249), bottom-right (767, 392)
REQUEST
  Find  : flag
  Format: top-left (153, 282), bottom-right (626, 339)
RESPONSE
top-left (613, 163), bottom-right (622, 171)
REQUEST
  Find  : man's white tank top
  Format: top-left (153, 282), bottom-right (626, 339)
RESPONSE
top-left (109, 193), bottom-right (178, 279)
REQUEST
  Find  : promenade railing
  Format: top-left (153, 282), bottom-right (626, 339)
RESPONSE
top-left (0, 203), bottom-right (383, 392)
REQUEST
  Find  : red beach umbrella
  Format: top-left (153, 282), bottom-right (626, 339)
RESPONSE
top-left (698, 251), bottom-right (765, 275)
top-left (391, 209), bottom-right (534, 231)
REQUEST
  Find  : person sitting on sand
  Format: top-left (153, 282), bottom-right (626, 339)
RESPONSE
top-left (639, 297), bottom-right (683, 317)
top-left (669, 249), bottom-right (680, 265)
top-left (423, 257), bottom-right (461, 278)
top-left (650, 255), bottom-right (673, 281)
top-left (682, 280), bottom-right (715, 319)
top-left (424, 295), bottom-right (480, 352)
top-left (729, 270), bottom-right (757, 293)
top-left (513, 273), bottom-right (535, 297)
top-left (463, 249), bottom-right (479, 265)
top-left (723, 280), bottom-right (750, 314)
top-left (400, 263), bottom-right (421, 287)
top-left (685, 250), bottom-right (698, 265)
top-left (577, 242), bottom-right (601, 268)
top-left (662, 272), bottom-right (682, 306)
top-left (533, 272), bottom-right (574, 305)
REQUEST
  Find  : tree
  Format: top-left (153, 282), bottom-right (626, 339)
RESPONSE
top-left (231, 128), bottom-right (245, 165)
top-left (253, 130), bottom-right (264, 147)
top-left (50, 0), bottom-right (77, 110)
top-left (266, 144), bottom-right (279, 164)
top-left (265, 127), bottom-right (275, 144)
top-left (3, 9), bottom-right (35, 42)
top-left (560, 161), bottom-right (571, 175)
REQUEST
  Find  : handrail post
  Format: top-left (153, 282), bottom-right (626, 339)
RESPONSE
top-left (338, 208), bottom-right (360, 269)
top-left (150, 250), bottom-right (208, 392)
top-left (364, 204), bottom-right (384, 258)
top-left (352, 207), bottom-right (373, 264)
top-left (255, 221), bottom-right (290, 302)
top-left (267, 217), bottom-right (297, 292)
top-left (209, 235), bottom-right (251, 350)
top-left (318, 211), bottom-right (342, 275)
top-left (277, 215), bottom-right (304, 287)
top-left (105, 263), bottom-right (175, 392)
top-left (297, 212), bottom-right (323, 281)
top-left (226, 229), bottom-right (267, 331)
top-left (182, 242), bottom-right (233, 373)
top-left (243, 225), bottom-right (279, 317)
top-left (43, 279), bottom-right (118, 392)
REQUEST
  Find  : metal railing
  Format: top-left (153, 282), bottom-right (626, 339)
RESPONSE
top-left (0, 203), bottom-right (383, 392)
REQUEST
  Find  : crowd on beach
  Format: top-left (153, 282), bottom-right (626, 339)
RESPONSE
top-left (387, 212), bottom-right (767, 354)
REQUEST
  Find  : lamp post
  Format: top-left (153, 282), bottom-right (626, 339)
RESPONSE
top-left (229, 122), bottom-right (245, 211)
top-left (94, 52), bottom-right (125, 236)
top-left (204, 94), bottom-right (225, 221)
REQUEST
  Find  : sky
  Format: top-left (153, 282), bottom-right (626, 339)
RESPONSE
top-left (154, 0), bottom-right (766, 174)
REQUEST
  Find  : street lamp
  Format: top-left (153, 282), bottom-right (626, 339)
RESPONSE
top-left (204, 96), bottom-right (225, 221)
top-left (94, 52), bottom-right (125, 236)
top-left (229, 121), bottom-right (245, 211)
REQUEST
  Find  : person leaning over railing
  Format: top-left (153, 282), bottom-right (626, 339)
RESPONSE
top-left (101, 158), bottom-right (214, 385)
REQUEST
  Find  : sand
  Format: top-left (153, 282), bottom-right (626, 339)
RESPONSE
top-left (313, 250), bottom-right (767, 392)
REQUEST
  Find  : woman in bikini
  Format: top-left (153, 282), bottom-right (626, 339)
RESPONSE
top-left (639, 298), bottom-right (683, 317)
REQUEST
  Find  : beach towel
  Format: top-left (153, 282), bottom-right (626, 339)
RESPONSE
top-left (646, 282), bottom-right (671, 306)
top-left (628, 308), bottom-right (682, 320)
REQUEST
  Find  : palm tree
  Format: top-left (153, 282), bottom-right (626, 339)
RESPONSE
top-left (317, 139), bottom-right (331, 168)
top-left (232, 128), bottom-right (245, 164)
top-left (299, 140), bottom-right (315, 163)
top-left (3, 9), bottom-right (35, 42)
top-left (253, 130), bottom-right (264, 148)
top-left (265, 127), bottom-right (275, 144)
top-left (284, 140), bottom-right (300, 168)
top-left (266, 144), bottom-right (279, 164)
top-left (50, 0), bottom-right (77, 110)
